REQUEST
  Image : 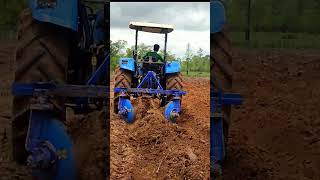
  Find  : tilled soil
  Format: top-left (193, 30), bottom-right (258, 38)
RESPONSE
top-left (0, 40), bottom-right (32, 179)
top-left (2, 39), bottom-right (320, 180)
top-left (0, 41), bottom-right (106, 180)
top-left (225, 48), bottom-right (320, 179)
top-left (110, 76), bottom-right (210, 179)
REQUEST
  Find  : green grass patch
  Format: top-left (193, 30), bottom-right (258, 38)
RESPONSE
top-left (230, 32), bottom-right (320, 48)
top-left (181, 71), bottom-right (210, 77)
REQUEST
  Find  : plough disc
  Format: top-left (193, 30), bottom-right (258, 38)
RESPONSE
top-left (31, 117), bottom-right (77, 180)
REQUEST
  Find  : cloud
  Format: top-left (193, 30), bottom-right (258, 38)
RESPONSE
top-left (110, 2), bottom-right (210, 58)
top-left (110, 2), bottom-right (210, 31)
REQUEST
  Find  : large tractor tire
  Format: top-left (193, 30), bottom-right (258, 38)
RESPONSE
top-left (11, 9), bottom-right (70, 163)
top-left (211, 28), bottom-right (233, 154)
top-left (163, 73), bottom-right (184, 106)
top-left (113, 65), bottom-right (132, 113)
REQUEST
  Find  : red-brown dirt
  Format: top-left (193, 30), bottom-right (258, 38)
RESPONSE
top-left (110, 76), bottom-right (210, 179)
top-left (1, 40), bottom-right (320, 180)
top-left (225, 48), bottom-right (320, 179)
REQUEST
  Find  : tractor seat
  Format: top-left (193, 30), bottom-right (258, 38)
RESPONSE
top-left (142, 57), bottom-right (164, 74)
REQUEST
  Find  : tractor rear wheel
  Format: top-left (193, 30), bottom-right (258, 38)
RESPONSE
top-left (113, 65), bottom-right (132, 113)
top-left (211, 28), bottom-right (233, 156)
top-left (163, 73), bottom-right (183, 106)
top-left (11, 9), bottom-right (70, 163)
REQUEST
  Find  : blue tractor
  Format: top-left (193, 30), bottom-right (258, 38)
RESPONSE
top-left (11, 0), bottom-right (109, 179)
top-left (211, 0), bottom-right (243, 178)
top-left (114, 22), bottom-right (186, 123)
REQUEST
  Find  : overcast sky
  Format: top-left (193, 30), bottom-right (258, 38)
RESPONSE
top-left (110, 2), bottom-right (210, 59)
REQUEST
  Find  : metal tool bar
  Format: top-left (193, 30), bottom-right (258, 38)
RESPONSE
top-left (114, 87), bottom-right (186, 96)
top-left (12, 83), bottom-right (110, 98)
top-left (211, 92), bottom-right (243, 105)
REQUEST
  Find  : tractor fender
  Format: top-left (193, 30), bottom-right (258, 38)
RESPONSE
top-left (165, 61), bottom-right (181, 74)
top-left (211, 1), bottom-right (226, 33)
top-left (119, 58), bottom-right (135, 72)
top-left (28, 0), bottom-right (78, 31)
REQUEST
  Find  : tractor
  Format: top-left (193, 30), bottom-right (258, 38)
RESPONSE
top-left (11, 0), bottom-right (109, 179)
top-left (211, 0), bottom-right (244, 178)
top-left (113, 22), bottom-right (186, 123)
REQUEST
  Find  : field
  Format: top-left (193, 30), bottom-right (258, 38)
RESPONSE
top-left (225, 48), bottom-right (320, 179)
top-left (181, 71), bottom-right (210, 77)
top-left (110, 76), bottom-right (210, 179)
top-left (230, 32), bottom-right (320, 49)
top-left (1, 40), bottom-right (320, 179)
top-left (0, 40), bottom-right (31, 179)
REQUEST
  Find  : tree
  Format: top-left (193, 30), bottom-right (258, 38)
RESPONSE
top-left (185, 43), bottom-right (192, 75)
top-left (136, 43), bottom-right (152, 59)
top-left (110, 40), bottom-right (127, 71)
top-left (197, 48), bottom-right (204, 58)
top-left (159, 50), bottom-right (176, 61)
top-left (110, 40), bottom-right (127, 56)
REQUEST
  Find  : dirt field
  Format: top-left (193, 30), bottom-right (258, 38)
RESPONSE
top-left (110, 76), bottom-right (210, 179)
top-left (0, 41), bottom-right (106, 179)
top-left (0, 40), bottom-right (31, 179)
top-left (225, 48), bottom-right (320, 179)
top-left (1, 39), bottom-right (320, 180)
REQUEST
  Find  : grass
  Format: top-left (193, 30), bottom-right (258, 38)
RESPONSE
top-left (230, 32), bottom-right (320, 48)
top-left (181, 71), bottom-right (210, 77)
top-left (0, 27), bottom-right (16, 40)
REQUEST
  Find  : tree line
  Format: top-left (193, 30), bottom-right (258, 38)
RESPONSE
top-left (0, 0), bottom-right (27, 27)
top-left (221, 0), bottom-right (320, 33)
top-left (110, 40), bottom-right (210, 75)
top-left (2, 0), bottom-right (320, 33)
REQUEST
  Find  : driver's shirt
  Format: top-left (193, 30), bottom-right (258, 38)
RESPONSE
top-left (143, 51), bottom-right (164, 62)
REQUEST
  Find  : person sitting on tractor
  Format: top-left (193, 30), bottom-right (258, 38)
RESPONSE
top-left (143, 44), bottom-right (164, 62)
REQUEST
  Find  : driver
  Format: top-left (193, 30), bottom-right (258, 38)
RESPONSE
top-left (143, 44), bottom-right (164, 62)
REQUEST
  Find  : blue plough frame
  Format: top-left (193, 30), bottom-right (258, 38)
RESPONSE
top-left (114, 71), bottom-right (186, 123)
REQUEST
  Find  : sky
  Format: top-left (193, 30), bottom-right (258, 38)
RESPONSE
top-left (110, 2), bottom-right (210, 59)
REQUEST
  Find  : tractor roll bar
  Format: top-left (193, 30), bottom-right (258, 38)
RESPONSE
top-left (164, 33), bottom-right (167, 63)
top-left (134, 29), bottom-right (138, 61)
top-left (133, 31), bottom-right (168, 63)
